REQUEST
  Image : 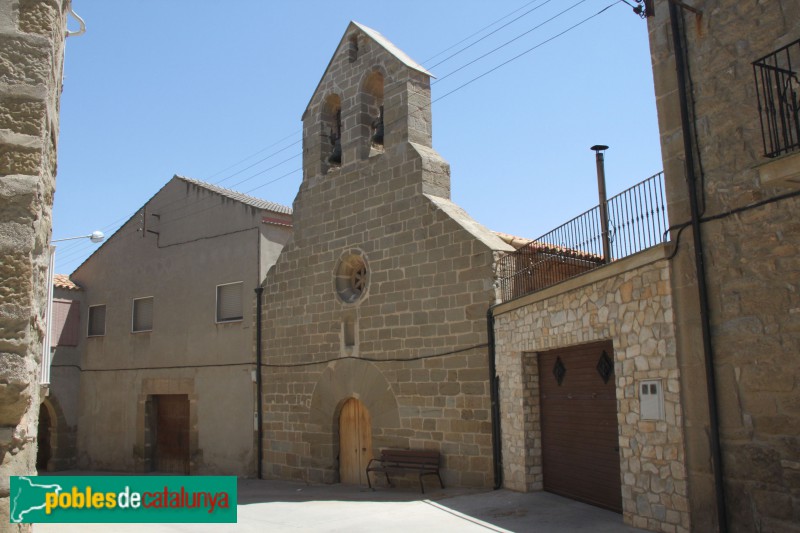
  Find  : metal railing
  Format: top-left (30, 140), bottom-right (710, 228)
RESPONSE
top-left (497, 172), bottom-right (669, 302)
top-left (753, 38), bottom-right (800, 158)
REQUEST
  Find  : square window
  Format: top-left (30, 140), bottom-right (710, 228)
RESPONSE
top-left (132, 297), bottom-right (153, 332)
top-left (216, 282), bottom-right (243, 322)
top-left (88, 304), bottom-right (106, 337)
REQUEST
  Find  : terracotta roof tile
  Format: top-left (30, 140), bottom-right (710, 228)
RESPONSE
top-left (494, 231), bottom-right (602, 261)
top-left (494, 231), bottom-right (535, 250)
top-left (53, 274), bottom-right (81, 290)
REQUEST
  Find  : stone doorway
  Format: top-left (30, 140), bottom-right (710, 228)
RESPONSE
top-left (339, 398), bottom-right (372, 485)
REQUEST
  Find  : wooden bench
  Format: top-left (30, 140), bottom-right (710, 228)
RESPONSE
top-left (366, 449), bottom-right (444, 493)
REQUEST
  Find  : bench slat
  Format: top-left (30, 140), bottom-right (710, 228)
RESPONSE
top-left (366, 449), bottom-right (444, 494)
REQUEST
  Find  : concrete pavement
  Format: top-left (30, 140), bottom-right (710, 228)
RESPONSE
top-left (35, 474), bottom-right (648, 532)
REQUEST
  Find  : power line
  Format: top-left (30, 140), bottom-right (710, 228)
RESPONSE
top-left (100, 3), bottom-right (618, 249)
top-left (426, 0), bottom-right (556, 71)
top-left (60, 0), bottom-right (583, 249)
top-left (58, 2), bottom-right (618, 274)
top-left (432, 2), bottom-right (621, 104)
top-left (202, 129), bottom-right (302, 182)
top-left (213, 139), bottom-right (301, 186)
top-left (57, 2), bottom-right (577, 260)
top-left (432, 0), bottom-right (592, 86)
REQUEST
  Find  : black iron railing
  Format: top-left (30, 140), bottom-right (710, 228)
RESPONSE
top-left (753, 38), bottom-right (800, 158)
top-left (498, 172), bottom-right (669, 302)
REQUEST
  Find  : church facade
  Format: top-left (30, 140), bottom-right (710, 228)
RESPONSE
top-left (260, 22), bottom-right (514, 488)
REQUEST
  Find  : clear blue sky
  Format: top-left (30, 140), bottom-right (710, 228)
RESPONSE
top-left (53, 0), bottom-right (663, 273)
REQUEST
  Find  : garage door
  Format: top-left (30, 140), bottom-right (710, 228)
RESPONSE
top-left (538, 340), bottom-right (621, 512)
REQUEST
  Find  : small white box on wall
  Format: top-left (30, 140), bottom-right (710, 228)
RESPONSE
top-left (640, 380), bottom-right (664, 420)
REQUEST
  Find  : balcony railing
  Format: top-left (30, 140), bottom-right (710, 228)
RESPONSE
top-left (754, 38), bottom-right (800, 158)
top-left (497, 172), bottom-right (669, 302)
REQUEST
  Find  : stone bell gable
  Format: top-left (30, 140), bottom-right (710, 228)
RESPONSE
top-left (262, 22), bottom-right (512, 487)
top-left (300, 21), bottom-right (450, 200)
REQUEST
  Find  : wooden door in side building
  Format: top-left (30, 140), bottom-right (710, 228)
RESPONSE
top-left (339, 398), bottom-right (373, 485)
top-left (153, 394), bottom-right (190, 474)
top-left (538, 340), bottom-right (622, 512)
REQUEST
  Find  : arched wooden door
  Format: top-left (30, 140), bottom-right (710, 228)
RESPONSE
top-left (339, 398), bottom-right (372, 485)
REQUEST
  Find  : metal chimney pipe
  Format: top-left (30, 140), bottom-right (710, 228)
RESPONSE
top-left (591, 145), bottom-right (611, 263)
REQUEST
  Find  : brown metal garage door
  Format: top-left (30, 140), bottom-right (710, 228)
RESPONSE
top-left (538, 340), bottom-right (621, 512)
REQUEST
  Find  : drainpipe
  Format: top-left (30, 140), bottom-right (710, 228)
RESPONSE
top-left (486, 307), bottom-right (503, 490)
top-left (668, 4), bottom-right (727, 531)
top-left (254, 286), bottom-right (264, 480)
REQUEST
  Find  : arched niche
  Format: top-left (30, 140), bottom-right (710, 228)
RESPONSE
top-left (320, 93), bottom-right (343, 172)
top-left (359, 69), bottom-right (386, 156)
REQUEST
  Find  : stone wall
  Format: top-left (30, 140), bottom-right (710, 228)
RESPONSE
top-left (494, 245), bottom-right (691, 533)
top-left (647, 2), bottom-right (800, 531)
top-left (262, 22), bottom-right (512, 488)
top-left (262, 173), bottom-right (504, 487)
top-left (0, 0), bottom-right (68, 530)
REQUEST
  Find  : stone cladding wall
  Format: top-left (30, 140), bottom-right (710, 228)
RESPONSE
top-left (494, 246), bottom-right (691, 532)
top-left (648, 2), bottom-right (800, 531)
top-left (0, 1), bottom-right (68, 530)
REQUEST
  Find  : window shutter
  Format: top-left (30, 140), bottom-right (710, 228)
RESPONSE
top-left (217, 283), bottom-right (243, 322)
top-left (133, 298), bottom-right (153, 332)
top-left (88, 305), bottom-right (106, 336)
top-left (52, 300), bottom-right (80, 346)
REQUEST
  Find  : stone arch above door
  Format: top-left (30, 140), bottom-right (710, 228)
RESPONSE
top-left (37, 396), bottom-right (73, 471)
top-left (306, 359), bottom-right (401, 478)
top-left (309, 359), bottom-right (400, 429)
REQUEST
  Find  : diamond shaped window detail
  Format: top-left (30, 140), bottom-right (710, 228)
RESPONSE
top-left (553, 356), bottom-right (566, 386)
top-left (597, 350), bottom-right (614, 384)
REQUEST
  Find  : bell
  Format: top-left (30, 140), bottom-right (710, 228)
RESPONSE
top-left (371, 106), bottom-right (384, 146)
top-left (327, 128), bottom-right (342, 165)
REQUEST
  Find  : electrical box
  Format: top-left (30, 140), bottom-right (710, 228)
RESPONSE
top-left (640, 380), bottom-right (664, 420)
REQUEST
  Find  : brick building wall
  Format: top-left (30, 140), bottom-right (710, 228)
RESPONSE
top-left (261, 22), bottom-right (513, 488)
top-left (0, 0), bottom-right (69, 530)
top-left (648, 1), bottom-right (800, 531)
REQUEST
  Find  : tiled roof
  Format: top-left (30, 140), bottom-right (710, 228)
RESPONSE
top-left (494, 231), bottom-right (535, 250)
top-left (176, 176), bottom-right (293, 215)
top-left (53, 274), bottom-right (81, 290)
top-left (494, 231), bottom-right (603, 262)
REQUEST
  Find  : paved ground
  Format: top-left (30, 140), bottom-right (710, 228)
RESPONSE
top-left (36, 474), bottom-right (647, 532)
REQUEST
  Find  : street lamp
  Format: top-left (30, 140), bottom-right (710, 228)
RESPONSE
top-left (51, 230), bottom-right (105, 244)
top-left (41, 230), bottom-right (105, 384)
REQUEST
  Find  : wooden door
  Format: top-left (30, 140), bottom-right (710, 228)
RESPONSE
top-left (339, 398), bottom-right (372, 485)
top-left (538, 341), bottom-right (622, 512)
top-left (154, 394), bottom-right (190, 474)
